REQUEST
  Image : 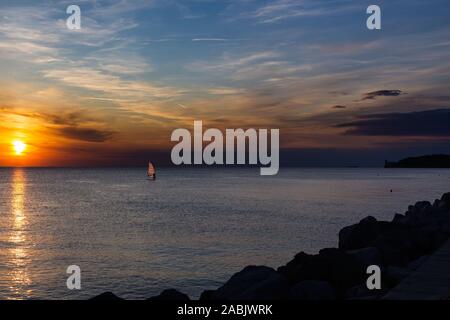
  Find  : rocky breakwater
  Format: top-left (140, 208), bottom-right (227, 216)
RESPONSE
top-left (93, 192), bottom-right (450, 300)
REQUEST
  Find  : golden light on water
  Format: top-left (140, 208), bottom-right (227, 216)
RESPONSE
top-left (7, 169), bottom-right (33, 298)
top-left (12, 141), bottom-right (26, 156)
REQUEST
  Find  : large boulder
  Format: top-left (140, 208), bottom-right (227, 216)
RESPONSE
top-left (318, 248), bottom-right (367, 293)
top-left (408, 201), bottom-right (432, 216)
top-left (372, 233), bottom-right (415, 266)
top-left (346, 284), bottom-right (385, 300)
top-left (410, 226), bottom-right (446, 252)
top-left (237, 273), bottom-right (289, 300)
top-left (199, 290), bottom-right (215, 300)
top-left (392, 213), bottom-right (406, 224)
top-left (288, 280), bottom-right (335, 300)
top-left (338, 210), bottom-right (448, 266)
top-left (433, 193), bottom-right (450, 211)
top-left (340, 194), bottom-right (450, 251)
top-left (384, 266), bottom-right (410, 287)
top-left (278, 248), bottom-right (366, 296)
top-left (277, 252), bottom-right (314, 282)
top-left (406, 255), bottom-right (428, 271)
top-left (394, 197), bottom-right (450, 227)
top-left (147, 289), bottom-right (190, 301)
top-left (90, 292), bottom-right (123, 301)
top-left (204, 266), bottom-right (288, 300)
top-left (440, 192), bottom-right (450, 209)
top-left (339, 216), bottom-right (379, 250)
top-left (346, 247), bottom-right (382, 268)
top-left (397, 201), bottom-right (435, 227)
top-left (441, 222), bottom-right (450, 236)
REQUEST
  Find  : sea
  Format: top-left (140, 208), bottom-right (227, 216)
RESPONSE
top-left (0, 167), bottom-right (449, 299)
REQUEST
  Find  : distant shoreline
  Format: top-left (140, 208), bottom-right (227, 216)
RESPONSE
top-left (385, 154), bottom-right (450, 168)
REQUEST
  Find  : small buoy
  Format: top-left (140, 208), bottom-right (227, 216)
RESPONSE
top-left (390, 189), bottom-right (393, 193)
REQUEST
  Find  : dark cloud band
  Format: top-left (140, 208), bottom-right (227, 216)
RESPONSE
top-left (362, 90), bottom-right (403, 100)
top-left (336, 108), bottom-right (450, 137)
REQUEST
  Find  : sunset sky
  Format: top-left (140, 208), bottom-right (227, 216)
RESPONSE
top-left (1, 0), bottom-right (450, 167)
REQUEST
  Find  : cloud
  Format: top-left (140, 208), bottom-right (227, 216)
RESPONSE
top-left (186, 51), bottom-right (311, 81)
top-left (362, 90), bottom-right (404, 100)
top-left (176, 103), bottom-right (188, 109)
top-left (43, 67), bottom-right (182, 99)
top-left (336, 108), bottom-right (450, 137)
top-left (207, 87), bottom-right (246, 95)
top-left (57, 126), bottom-right (113, 142)
top-left (251, 0), bottom-right (316, 23)
top-left (86, 52), bottom-right (154, 75)
top-left (192, 38), bottom-right (229, 42)
top-left (0, 107), bottom-right (115, 143)
top-left (238, 0), bottom-right (358, 23)
top-left (0, 4), bottom-right (139, 55)
top-left (187, 51), bottom-right (280, 71)
top-left (86, 0), bottom-right (156, 17)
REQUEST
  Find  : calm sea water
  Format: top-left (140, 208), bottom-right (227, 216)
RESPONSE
top-left (0, 167), bottom-right (449, 299)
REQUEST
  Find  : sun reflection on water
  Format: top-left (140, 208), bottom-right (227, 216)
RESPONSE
top-left (7, 169), bottom-right (33, 298)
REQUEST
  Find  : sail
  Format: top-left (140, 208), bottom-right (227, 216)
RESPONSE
top-left (147, 161), bottom-right (156, 177)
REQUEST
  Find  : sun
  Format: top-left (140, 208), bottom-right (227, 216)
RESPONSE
top-left (12, 140), bottom-right (27, 155)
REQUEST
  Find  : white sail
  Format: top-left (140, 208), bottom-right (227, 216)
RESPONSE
top-left (147, 161), bottom-right (156, 177)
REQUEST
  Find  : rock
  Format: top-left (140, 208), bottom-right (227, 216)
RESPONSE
top-left (147, 289), bottom-right (190, 301)
top-left (438, 201), bottom-right (448, 209)
top-left (237, 273), bottom-right (289, 300)
top-left (338, 212), bottom-right (444, 266)
top-left (430, 229), bottom-right (449, 250)
top-left (410, 227), bottom-right (435, 252)
top-left (372, 234), bottom-right (414, 266)
top-left (318, 248), bottom-right (366, 293)
top-left (346, 284), bottom-right (384, 300)
top-left (414, 201), bottom-right (432, 212)
top-left (385, 266), bottom-right (410, 286)
top-left (206, 266), bottom-right (288, 300)
top-left (277, 252), bottom-right (313, 282)
top-left (392, 213), bottom-right (405, 224)
top-left (441, 192), bottom-right (450, 204)
top-left (147, 289), bottom-right (189, 301)
top-left (438, 193), bottom-right (450, 210)
top-left (338, 216), bottom-right (379, 250)
top-left (90, 292), bottom-right (123, 301)
top-left (442, 223), bottom-right (450, 235)
top-left (398, 224), bottom-right (448, 257)
top-left (288, 280), bottom-right (335, 300)
top-left (347, 247), bottom-right (382, 268)
top-left (199, 290), bottom-right (215, 301)
top-left (407, 255), bottom-right (428, 271)
top-left (278, 248), bottom-right (366, 296)
top-left (433, 199), bottom-right (440, 208)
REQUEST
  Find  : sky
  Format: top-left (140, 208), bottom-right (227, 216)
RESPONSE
top-left (1, 0), bottom-right (450, 167)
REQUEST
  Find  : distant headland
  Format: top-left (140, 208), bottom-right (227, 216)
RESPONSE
top-left (385, 154), bottom-right (450, 168)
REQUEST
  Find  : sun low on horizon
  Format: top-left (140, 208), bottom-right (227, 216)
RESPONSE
top-left (12, 140), bottom-right (27, 156)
